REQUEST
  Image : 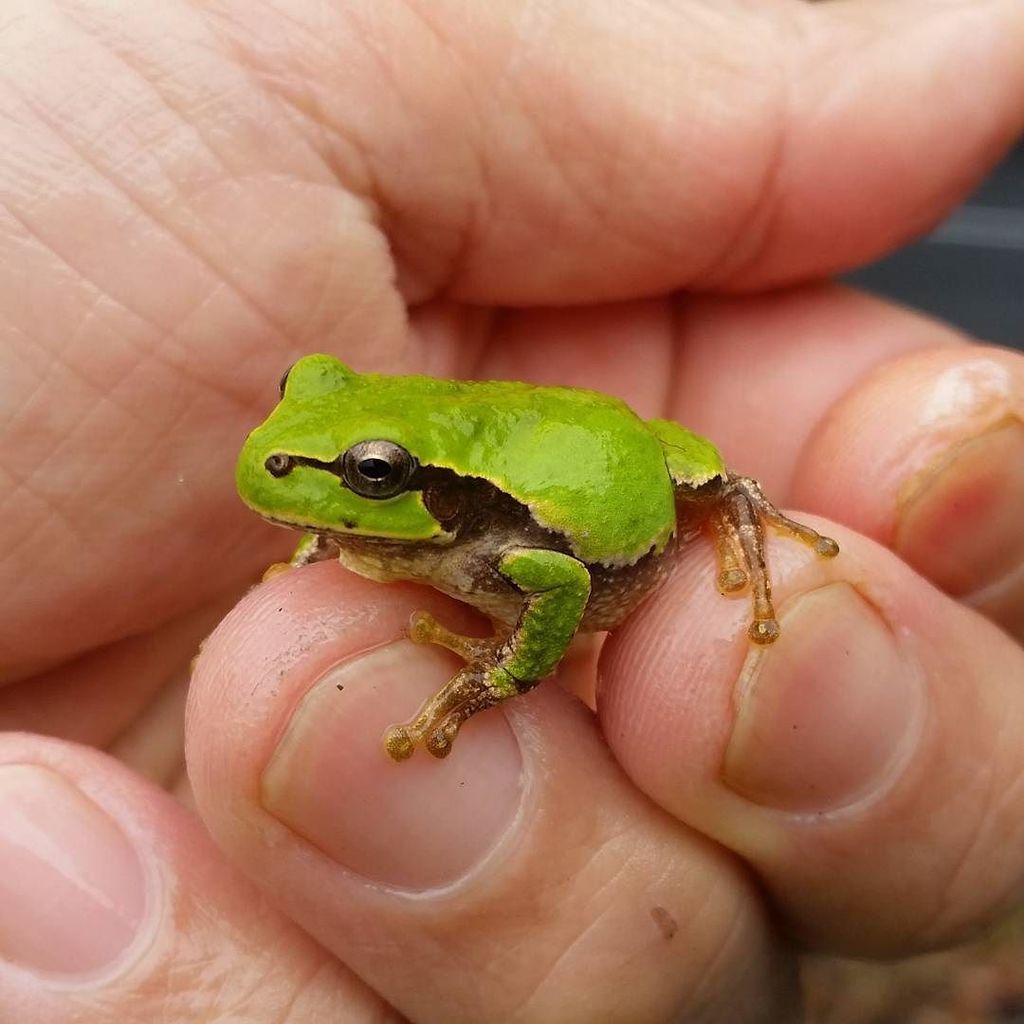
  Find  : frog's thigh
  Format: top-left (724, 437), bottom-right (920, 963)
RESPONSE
top-left (497, 548), bottom-right (591, 689)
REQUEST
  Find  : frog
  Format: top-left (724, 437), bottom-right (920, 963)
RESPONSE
top-left (236, 354), bottom-right (839, 762)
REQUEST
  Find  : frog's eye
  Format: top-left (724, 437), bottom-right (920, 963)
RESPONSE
top-left (341, 440), bottom-right (415, 499)
top-left (278, 363), bottom-right (295, 398)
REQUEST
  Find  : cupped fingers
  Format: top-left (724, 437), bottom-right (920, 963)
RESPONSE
top-left (186, 562), bottom-right (797, 1024)
top-left (600, 520), bottom-right (1024, 957)
top-left (0, 734), bottom-right (390, 1022)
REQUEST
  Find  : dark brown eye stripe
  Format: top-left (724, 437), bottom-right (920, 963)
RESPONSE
top-left (264, 444), bottom-right (417, 500)
top-left (264, 453), bottom-right (343, 478)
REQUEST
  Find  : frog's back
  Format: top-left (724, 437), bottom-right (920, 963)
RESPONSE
top-left (356, 374), bottom-right (677, 565)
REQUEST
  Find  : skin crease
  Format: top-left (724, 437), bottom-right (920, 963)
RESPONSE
top-left (0, 0), bottom-right (1023, 1021)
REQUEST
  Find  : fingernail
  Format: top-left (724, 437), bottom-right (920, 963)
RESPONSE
top-left (722, 583), bottom-right (924, 812)
top-left (895, 418), bottom-right (1024, 608)
top-left (0, 765), bottom-right (146, 976)
top-left (261, 643), bottom-right (524, 889)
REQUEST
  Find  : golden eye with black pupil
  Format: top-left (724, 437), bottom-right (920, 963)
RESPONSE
top-left (342, 440), bottom-right (414, 498)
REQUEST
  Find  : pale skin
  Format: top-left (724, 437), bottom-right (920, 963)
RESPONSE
top-left (1, 2), bottom-right (1024, 1022)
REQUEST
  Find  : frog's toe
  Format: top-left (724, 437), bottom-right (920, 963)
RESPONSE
top-left (407, 610), bottom-right (438, 644)
top-left (406, 611), bottom-right (499, 662)
top-left (261, 561), bottom-right (293, 582)
top-left (383, 725), bottom-right (418, 762)
top-left (749, 618), bottom-right (781, 645)
top-left (816, 537), bottom-right (840, 558)
top-left (717, 568), bottom-right (748, 594)
top-left (425, 720), bottom-right (458, 759)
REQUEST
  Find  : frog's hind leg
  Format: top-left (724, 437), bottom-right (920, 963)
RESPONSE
top-left (707, 475), bottom-right (839, 645)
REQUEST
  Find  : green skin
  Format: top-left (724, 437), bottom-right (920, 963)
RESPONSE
top-left (236, 354), bottom-right (838, 761)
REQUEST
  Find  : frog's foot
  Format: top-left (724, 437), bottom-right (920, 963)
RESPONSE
top-left (383, 662), bottom-right (516, 761)
top-left (421, 678), bottom-right (515, 758)
top-left (261, 534), bottom-right (340, 583)
top-left (384, 612), bottom-right (510, 760)
top-left (710, 475), bottom-right (839, 645)
top-left (261, 561), bottom-right (293, 582)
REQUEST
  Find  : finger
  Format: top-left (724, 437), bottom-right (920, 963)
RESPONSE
top-left (0, 598), bottom-right (226, 747)
top-left (0, 733), bottom-right (393, 1022)
top-left (8, 0), bottom-right (1018, 674)
top-left (793, 344), bottom-right (1024, 638)
top-left (211, 0), bottom-right (1024, 301)
top-left (186, 563), bottom-right (797, 1024)
top-left (599, 519), bottom-right (1024, 957)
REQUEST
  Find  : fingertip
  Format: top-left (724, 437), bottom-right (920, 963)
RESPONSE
top-left (795, 345), bottom-right (1024, 635)
top-left (722, 582), bottom-right (924, 815)
top-left (0, 731), bottom-right (386, 1022)
top-left (257, 643), bottom-right (524, 888)
top-left (599, 520), bottom-right (865, 810)
top-left (187, 564), bottom-right (793, 1022)
top-left (599, 521), bottom-right (1024, 955)
top-left (0, 751), bottom-right (148, 979)
top-left (743, 0), bottom-right (1024, 287)
top-left (188, 562), bottom-right (526, 890)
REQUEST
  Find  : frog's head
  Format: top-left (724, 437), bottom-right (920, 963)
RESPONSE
top-left (236, 354), bottom-right (448, 542)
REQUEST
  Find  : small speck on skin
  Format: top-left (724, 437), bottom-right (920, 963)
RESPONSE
top-left (650, 906), bottom-right (677, 941)
top-left (336, 683), bottom-right (345, 691)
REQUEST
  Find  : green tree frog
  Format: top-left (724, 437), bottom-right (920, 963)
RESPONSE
top-left (236, 355), bottom-right (838, 762)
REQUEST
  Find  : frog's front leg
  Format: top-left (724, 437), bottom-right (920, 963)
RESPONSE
top-left (383, 548), bottom-right (591, 761)
top-left (262, 532), bottom-right (339, 581)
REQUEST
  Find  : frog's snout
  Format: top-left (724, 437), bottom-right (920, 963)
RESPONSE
top-left (265, 453), bottom-right (294, 478)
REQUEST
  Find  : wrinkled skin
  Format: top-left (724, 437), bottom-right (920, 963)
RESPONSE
top-left (1, 2), bottom-right (1024, 1022)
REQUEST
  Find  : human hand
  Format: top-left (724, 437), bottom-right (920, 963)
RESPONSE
top-left (2, 2), bottom-right (1024, 1021)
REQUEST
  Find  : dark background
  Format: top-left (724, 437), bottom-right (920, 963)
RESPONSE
top-left (847, 141), bottom-right (1023, 352)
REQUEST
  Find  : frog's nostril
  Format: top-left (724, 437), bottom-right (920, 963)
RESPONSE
top-left (265, 453), bottom-right (294, 477)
